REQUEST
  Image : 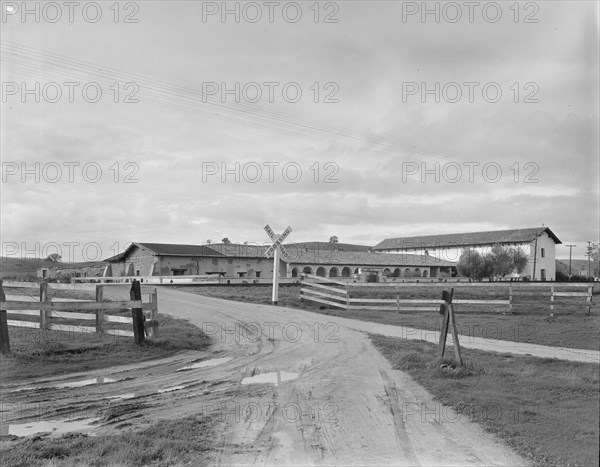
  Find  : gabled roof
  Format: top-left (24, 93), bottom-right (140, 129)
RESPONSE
top-left (208, 243), bottom-right (269, 258)
top-left (287, 250), bottom-right (456, 267)
top-left (373, 227), bottom-right (561, 251)
top-left (106, 242), bottom-right (224, 262)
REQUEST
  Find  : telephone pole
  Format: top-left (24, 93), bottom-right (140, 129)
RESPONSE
top-left (565, 245), bottom-right (576, 276)
top-left (587, 241), bottom-right (592, 278)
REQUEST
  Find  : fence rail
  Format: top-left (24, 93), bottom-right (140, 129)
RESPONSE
top-left (0, 279), bottom-right (158, 354)
top-left (300, 274), bottom-right (595, 314)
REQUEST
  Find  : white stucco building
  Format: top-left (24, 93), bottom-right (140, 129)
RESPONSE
top-left (373, 227), bottom-right (561, 280)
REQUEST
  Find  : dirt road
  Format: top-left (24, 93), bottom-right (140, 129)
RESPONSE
top-left (2, 288), bottom-right (528, 466)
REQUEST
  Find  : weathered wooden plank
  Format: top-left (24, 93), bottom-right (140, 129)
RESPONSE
top-left (7, 319), bottom-right (38, 328)
top-left (103, 315), bottom-right (131, 324)
top-left (302, 281), bottom-right (347, 295)
top-left (0, 300), bottom-right (146, 312)
top-left (6, 309), bottom-right (40, 317)
top-left (453, 299), bottom-right (511, 305)
top-left (553, 292), bottom-right (592, 297)
top-left (348, 306), bottom-right (439, 311)
top-left (300, 288), bottom-right (346, 303)
top-left (105, 329), bottom-right (134, 337)
top-left (348, 298), bottom-right (445, 304)
top-left (300, 294), bottom-right (347, 309)
top-left (49, 311), bottom-right (96, 321)
top-left (48, 323), bottom-right (96, 333)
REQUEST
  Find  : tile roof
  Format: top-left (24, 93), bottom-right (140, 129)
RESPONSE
top-left (287, 249), bottom-right (456, 267)
top-left (107, 243), bottom-right (224, 261)
top-left (208, 243), bottom-right (269, 258)
top-left (285, 242), bottom-right (372, 252)
top-left (373, 227), bottom-right (561, 251)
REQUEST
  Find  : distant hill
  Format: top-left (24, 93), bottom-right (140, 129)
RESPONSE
top-left (556, 259), bottom-right (595, 276)
top-left (0, 257), bottom-right (106, 280)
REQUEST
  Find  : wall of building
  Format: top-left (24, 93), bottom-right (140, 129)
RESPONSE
top-left (110, 248), bottom-right (286, 279)
top-left (378, 232), bottom-right (557, 280)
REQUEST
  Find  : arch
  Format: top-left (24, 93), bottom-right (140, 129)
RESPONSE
top-left (341, 267), bottom-right (352, 277)
top-left (291, 268), bottom-right (299, 278)
top-left (383, 268), bottom-right (392, 277)
top-left (354, 268), bottom-right (360, 274)
top-left (393, 268), bottom-right (401, 277)
top-left (316, 267), bottom-right (326, 277)
top-left (329, 267), bottom-right (339, 278)
top-left (422, 269), bottom-right (429, 278)
top-left (414, 268), bottom-right (421, 277)
top-left (404, 268), bottom-right (412, 277)
top-left (302, 266), bottom-right (313, 275)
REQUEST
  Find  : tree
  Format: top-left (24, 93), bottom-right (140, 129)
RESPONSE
top-left (329, 236), bottom-right (339, 243)
top-left (587, 242), bottom-right (599, 277)
top-left (45, 253), bottom-right (61, 262)
top-left (205, 239), bottom-right (212, 244)
top-left (511, 247), bottom-right (528, 274)
top-left (457, 249), bottom-right (485, 279)
top-left (221, 237), bottom-right (231, 244)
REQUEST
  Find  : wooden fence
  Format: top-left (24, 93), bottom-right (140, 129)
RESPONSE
top-left (0, 280), bottom-right (158, 354)
top-left (299, 274), bottom-right (595, 314)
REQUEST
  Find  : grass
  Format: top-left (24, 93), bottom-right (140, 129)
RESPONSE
top-left (179, 284), bottom-right (600, 350)
top-left (0, 415), bottom-right (217, 466)
top-left (370, 335), bottom-right (600, 467)
top-left (1, 313), bottom-right (211, 382)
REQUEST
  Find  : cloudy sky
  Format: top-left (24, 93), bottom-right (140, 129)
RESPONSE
top-left (1, 0), bottom-right (598, 262)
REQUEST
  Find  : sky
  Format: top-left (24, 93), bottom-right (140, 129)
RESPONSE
top-left (1, 0), bottom-right (599, 262)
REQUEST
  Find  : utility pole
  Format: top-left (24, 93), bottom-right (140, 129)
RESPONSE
top-left (587, 241), bottom-right (592, 278)
top-left (565, 245), bottom-right (576, 276)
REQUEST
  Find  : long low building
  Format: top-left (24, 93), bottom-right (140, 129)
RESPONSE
top-left (373, 227), bottom-right (561, 281)
top-left (104, 242), bottom-right (456, 281)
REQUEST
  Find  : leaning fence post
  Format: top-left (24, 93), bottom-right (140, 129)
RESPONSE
top-left (130, 280), bottom-right (145, 345)
top-left (586, 285), bottom-right (593, 316)
top-left (39, 282), bottom-right (49, 331)
top-left (149, 288), bottom-right (159, 338)
top-left (95, 285), bottom-right (104, 333)
top-left (438, 289), bottom-right (451, 359)
top-left (0, 280), bottom-right (10, 355)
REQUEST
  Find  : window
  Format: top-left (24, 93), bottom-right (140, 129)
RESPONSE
top-left (212, 258), bottom-right (218, 265)
top-left (540, 269), bottom-right (546, 281)
top-left (255, 271), bottom-right (261, 278)
top-left (541, 248), bottom-right (545, 258)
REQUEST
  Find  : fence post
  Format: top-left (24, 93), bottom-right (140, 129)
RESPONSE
top-left (0, 280), bottom-right (10, 355)
top-left (508, 284), bottom-right (513, 313)
top-left (345, 283), bottom-right (350, 311)
top-left (550, 286), bottom-right (555, 315)
top-left (130, 280), bottom-right (145, 345)
top-left (149, 288), bottom-right (158, 338)
top-left (39, 282), bottom-right (49, 331)
top-left (95, 285), bottom-right (104, 333)
top-left (396, 286), bottom-right (400, 314)
top-left (586, 286), bottom-right (593, 316)
top-left (438, 289), bottom-right (451, 359)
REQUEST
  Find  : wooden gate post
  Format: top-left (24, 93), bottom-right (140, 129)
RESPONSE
top-left (437, 287), bottom-right (463, 366)
top-left (39, 282), bottom-right (49, 331)
top-left (95, 285), bottom-right (104, 333)
top-left (130, 280), bottom-right (145, 345)
top-left (0, 280), bottom-right (10, 355)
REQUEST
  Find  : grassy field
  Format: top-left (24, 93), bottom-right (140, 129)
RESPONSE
top-left (1, 287), bottom-right (211, 382)
top-left (178, 284), bottom-right (600, 350)
top-left (0, 415), bottom-right (217, 466)
top-left (371, 335), bottom-right (600, 467)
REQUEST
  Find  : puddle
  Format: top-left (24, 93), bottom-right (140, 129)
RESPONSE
top-left (0, 418), bottom-right (99, 437)
top-left (176, 357), bottom-right (233, 371)
top-left (56, 376), bottom-right (120, 389)
top-left (158, 385), bottom-right (187, 393)
top-left (241, 371), bottom-right (298, 386)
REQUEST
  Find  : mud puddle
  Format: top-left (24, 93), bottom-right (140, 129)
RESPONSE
top-left (241, 371), bottom-right (298, 386)
top-left (0, 418), bottom-right (99, 437)
top-left (176, 356), bottom-right (233, 371)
